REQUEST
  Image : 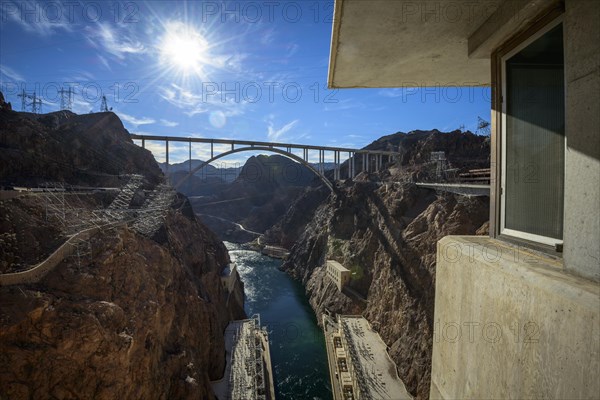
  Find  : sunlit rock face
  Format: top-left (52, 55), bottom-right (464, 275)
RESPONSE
top-left (279, 129), bottom-right (490, 400)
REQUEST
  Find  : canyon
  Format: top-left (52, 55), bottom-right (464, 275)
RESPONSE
top-left (1, 102), bottom-right (490, 400)
top-left (187, 128), bottom-right (491, 399)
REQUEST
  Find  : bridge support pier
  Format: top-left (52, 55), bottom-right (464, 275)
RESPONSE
top-left (129, 134), bottom-right (399, 191)
top-left (165, 141), bottom-right (169, 174)
top-left (319, 150), bottom-right (324, 174)
top-left (189, 140), bottom-right (192, 175)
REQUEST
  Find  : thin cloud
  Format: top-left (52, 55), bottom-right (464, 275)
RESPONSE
top-left (0, 64), bottom-right (24, 81)
top-left (260, 29), bottom-right (276, 45)
top-left (86, 23), bottom-right (145, 60)
top-left (378, 88), bottom-right (404, 98)
top-left (160, 119), bottom-right (179, 127)
top-left (324, 98), bottom-right (364, 112)
top-left (159, 84), bottom-right (206, 116)
top-left (159, 83), bottom-right (246, 118)
top-left (69, 97), bottom-right (96, 114)
top-left (118, 112), bottom-right (156, 126)
top-left (61, 69), bottom-right (95, 83)
top-left (2, 0), bottom-right (74, 36)
top-left (267, 119), bottom-right (299, 141)
top-left (286, 43), bottom-right (299, 58)
top-left (97, 55), bottom-right (112, 71)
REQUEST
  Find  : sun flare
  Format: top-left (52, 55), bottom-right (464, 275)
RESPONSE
top-left (158, 22), bottom-right (209, 75)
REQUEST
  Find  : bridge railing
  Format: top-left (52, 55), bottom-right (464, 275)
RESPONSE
top-left (130, 134), bottom-right (402, 190)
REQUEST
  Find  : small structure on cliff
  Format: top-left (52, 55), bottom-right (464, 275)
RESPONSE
top-left (323, 314), bottom-right (412, 400)
top-left (326, 260), bottom-right (351, 291)
top-left (261, 245), bottom-right (290, 259)
top-left (211, 314), bottom-right (275, 400)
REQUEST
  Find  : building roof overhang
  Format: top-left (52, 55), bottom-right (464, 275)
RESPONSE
top-left (328, 0), bottom-right (560, 88)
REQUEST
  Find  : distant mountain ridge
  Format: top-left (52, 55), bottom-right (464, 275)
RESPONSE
top-left (158, 159), bottom-right (241, 183)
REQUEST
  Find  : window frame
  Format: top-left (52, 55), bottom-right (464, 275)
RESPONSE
top-left (498, 14), bottom-right (566, 248)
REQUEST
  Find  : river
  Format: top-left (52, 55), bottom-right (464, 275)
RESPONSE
top-left (225, 242), bottom-right (332, 400)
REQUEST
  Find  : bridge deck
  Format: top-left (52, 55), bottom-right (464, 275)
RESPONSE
top-left (130, 134), bottom-right (399, 155)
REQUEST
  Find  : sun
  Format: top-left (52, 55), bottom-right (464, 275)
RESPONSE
top-left (158, 22), bottom-right (209, 75)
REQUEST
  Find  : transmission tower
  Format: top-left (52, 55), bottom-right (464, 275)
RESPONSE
top-left (16, 89), bottom-right (43, 113)
top-left (58, 87), bottom-right (74, 111)
top-left (100, 95), bottom-right (111, 112)
top-left (459, 124), bottom-right (466, 133)
top-left (31, 92), bottom-right (42, 114)
top-left (17, 89), bottom-right (27, 111)
top-left (430, 151), bottom-right (447, 180)
top-left (476, 116), bottom-right (491, 135)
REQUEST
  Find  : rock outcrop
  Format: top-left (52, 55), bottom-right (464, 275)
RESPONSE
top-left (280, 130), bottom-right (490, 399)
top-left (0, 110), bottom-right (245, 399)
top-left (0, 207), bottom-right (245, 399)
top-left (0, 110), bottom-right (162, 188)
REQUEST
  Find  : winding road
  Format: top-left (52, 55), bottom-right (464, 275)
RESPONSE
top-left (196, 213), bottom-right (262, 237)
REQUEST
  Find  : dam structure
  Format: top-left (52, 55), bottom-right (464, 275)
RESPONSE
top-left (212, 314), bottom-right (275, 400)
top-left (323, 314), bottom-right (412, 400)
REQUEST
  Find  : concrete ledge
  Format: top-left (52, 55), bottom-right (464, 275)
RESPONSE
top-left (431, 236), bottom-right (599, 399)
top-left (415, 183), bottom-right (490, 197)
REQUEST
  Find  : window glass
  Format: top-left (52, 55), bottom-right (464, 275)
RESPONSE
top-left (505, 23), bottom-right (564, 240)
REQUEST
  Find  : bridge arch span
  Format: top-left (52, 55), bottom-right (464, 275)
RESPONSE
top-left (174, 146), bottom-right (334, 192)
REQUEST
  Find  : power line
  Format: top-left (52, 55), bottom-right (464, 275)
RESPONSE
top-left (17, 89), bottom-right (43, 113)
top-left (58, 87), bottom-right (74, 111)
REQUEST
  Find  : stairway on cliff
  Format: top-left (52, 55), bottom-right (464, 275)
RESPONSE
top-left (131, 184), bottom-right (176, 237)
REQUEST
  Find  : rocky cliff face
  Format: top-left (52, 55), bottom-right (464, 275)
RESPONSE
top-left (0, 107), bottom-right (245, 399)
top-left (0, 110), bottom-right (162, 188)
top-left (280, 130), bottom-right (490, 399)
top-left (0, 207), bottom-right (245, 399)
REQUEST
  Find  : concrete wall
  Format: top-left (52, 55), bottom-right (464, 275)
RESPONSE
top-left (563, 0), bottom-right (600, 281)
top-left (326, 261), bottom-right (351, 291)
top-left (431, 236), bottom-right (600, 399)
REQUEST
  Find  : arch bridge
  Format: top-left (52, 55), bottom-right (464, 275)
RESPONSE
top-left (130, 134), bottom-right (400, 192)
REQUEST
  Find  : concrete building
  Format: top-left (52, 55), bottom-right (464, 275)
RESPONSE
top-left (326, 259), bottom-right (351, 291)
top-left (329, 1), bottom-right (599, 398)
top-left (323, 315), bottom-right (413, 400)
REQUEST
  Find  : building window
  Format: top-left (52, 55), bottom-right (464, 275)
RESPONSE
top-left (500, 17), bottom-right (565, 247)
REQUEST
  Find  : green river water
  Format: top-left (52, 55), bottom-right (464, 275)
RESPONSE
top-left (225, 242), bottom-right (332, 400)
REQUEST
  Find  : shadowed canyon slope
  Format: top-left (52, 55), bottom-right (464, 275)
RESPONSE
top-left (189, 154), bottom-right (323, 240)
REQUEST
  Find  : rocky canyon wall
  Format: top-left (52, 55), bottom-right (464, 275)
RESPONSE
top-left (0, 108), bottom-right (245, 399)
top-left (280, 130), bottom-right (490, 399)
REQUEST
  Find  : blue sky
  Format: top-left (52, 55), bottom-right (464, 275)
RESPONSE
top-left (0, 0), bottom-right (491, 165)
